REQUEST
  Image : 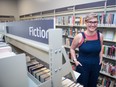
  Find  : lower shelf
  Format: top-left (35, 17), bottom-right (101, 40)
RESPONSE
top-left (100, 71), bottom-right (116, 79)
top-left (28, 71), bottom-right (83, 87)
top-left (28, 72), bottom-right (41, 86)
top-left (28, 76), bottom-right (38, 87)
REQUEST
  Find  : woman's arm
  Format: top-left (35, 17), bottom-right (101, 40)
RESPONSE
top-left (99, 33), bottom-right (103, 65)
top-left (70, 33), bottom-right (82, 66)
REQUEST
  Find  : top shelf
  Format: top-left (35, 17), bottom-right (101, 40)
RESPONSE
top-left (56, 24), bottom-right (116, 28)
top-left (20, 4), bottom-right (116, 20)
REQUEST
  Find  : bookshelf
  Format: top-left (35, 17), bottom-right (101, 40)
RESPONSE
top-left (55, 5), bottom-right (116, 87)
top-left (56, 20), bottom-right (116, 87)
top-left (0, 15), bottom-right (15, 22)
top-left (100, 71), bottom-right (116, 79)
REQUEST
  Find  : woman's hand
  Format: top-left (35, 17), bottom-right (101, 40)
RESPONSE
top-left (74, 60), bottom-right (82, 66)
top-left (99, 60), bottom-right (102, 65)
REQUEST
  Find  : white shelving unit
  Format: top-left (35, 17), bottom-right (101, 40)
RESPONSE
top-left (100, 71), bottom-right (116, 79)
top-left (0, 53), bottom-right (28, 87)
top-left (5, 29), bottom-right (81, 87)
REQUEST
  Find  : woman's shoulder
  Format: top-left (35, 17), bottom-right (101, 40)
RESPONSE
top-left (98, 32), bottom-right (103, 38)
top-left (75, 32), bottom-right (83, 39)
top-left (74, 32), bottom-right (83, 44)
top-left (99, 32), bottom-right (103, 36)
top-left (98, 31), bottom-right (103, 42)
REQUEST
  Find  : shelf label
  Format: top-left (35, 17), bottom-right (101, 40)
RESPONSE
top-left (4, 19), bottom-right (54, 44)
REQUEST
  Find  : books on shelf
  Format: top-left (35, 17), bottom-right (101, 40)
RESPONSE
top-left (101, 61), bottom-right (116, 77)
top-left (103, 45), bottom-right (116, 59)
top-left (98, 13), bottom-right (116, 26)
top-left (107, 13), bottom-right (114, 25)
top-left (27, 59), bottom-right (51, 83)
top-left (56, 13), bottom-right (116, 27)
top-left (65, 38), bottom-right (73, 46)
top-left (62, 27), bottom-right (85, 38)
top-left (113, 31), bottom-right (116, 42)
top-left (113, 13), bottom-right (116, 25)
top-left (68, 15), bottom-right (74, 25)
top-left (75, 16), bottom-right (81, 25)
top-left (56, 15), bottom-right (75, 26)
top-left (103, 30), bottom-right (114, 41)
top-left (98, 76), bottom-right (116, 87)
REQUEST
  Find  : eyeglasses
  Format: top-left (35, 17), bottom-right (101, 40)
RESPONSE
top-left (87, 21), bottom-right (98, 25)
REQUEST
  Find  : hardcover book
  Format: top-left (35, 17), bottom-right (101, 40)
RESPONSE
top-left (33, 67), bottom-right (47, 76)
top-left (113, 32), bottom-right (116, 42)
top-left (40, 72), bottom-right (50, 82)
top-left (113, 13), bottom-right (116, 25)
top-left (104, 30), bottom-right (114, 41)
top-left (36, 69), bottom-right (50, 80)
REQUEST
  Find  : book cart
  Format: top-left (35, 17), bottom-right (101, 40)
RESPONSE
top-left (5, 29), bottom-right (81, 87)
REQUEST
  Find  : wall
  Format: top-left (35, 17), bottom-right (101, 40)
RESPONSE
top-left (0, 0), bottom-right (19, 20)
top-left (0, 0), bottom-right (115, 20)
top-left (18, 0), bottom-right (105, 15)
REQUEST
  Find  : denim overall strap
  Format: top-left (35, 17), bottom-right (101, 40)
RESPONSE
top-left (97, 30), bottom-right (100, 40)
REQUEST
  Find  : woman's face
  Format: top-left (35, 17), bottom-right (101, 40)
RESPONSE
top-left (86, 17), bottom-right (98, 32)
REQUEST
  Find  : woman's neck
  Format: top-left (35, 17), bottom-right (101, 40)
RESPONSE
top-left (85, 30), bottom-right (96, 36)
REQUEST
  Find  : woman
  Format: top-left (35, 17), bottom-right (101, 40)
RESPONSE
top-left (70, 13), bottom-right (103, 87)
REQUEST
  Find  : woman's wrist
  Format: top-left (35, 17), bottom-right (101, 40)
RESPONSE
top-left (73, 58), bottom-right (77, 62)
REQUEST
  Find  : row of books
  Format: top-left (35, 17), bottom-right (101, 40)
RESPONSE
top-left (27, 59), bottom-right (50, 83)
top-left (55, 15), bottom-right (75, 26)
top-left (62, 77), bottom-right (83, 87)
top-left (98, 76), bottom-right (116, 87)
top-left (56, 13), bottom-right (116, 26)
top-left (62, 28), bottom-right (85, 37)
top-left (101, 61), bottom-right (116, 76)
top-left (64, 38), bottom-right (73, 47)
top-left (98, 13), bottom-right (116, 25)
top-left (27, 59), bottom-right (83, 86)
top-left (62, 28), bottom-right (116, 43)
top-left (102, 30), bottom-right (116, 42)
top-left (103, 45), bottom-right (116, 59)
